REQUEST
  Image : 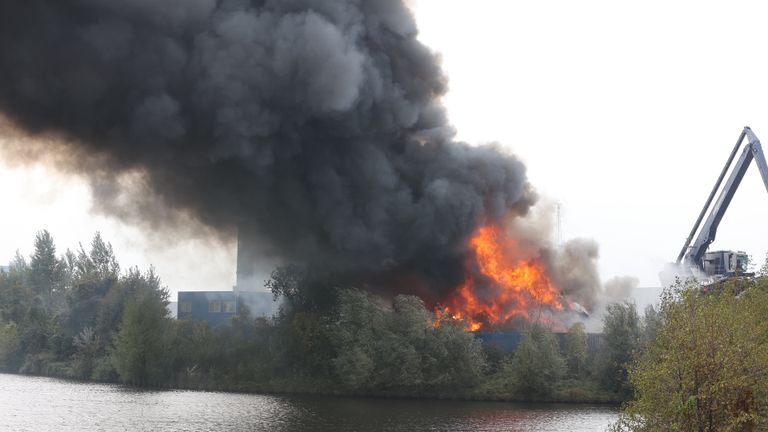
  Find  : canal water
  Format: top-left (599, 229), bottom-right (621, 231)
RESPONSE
top-left (0, 373), bottom-right (618, 431)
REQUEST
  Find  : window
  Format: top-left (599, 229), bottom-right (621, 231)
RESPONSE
top-left (179, 302), bottom-right (192, 314)
top-left (224, 301), bottom-right (236, 313)
top-left (209, 300), bottom-right (221, 313)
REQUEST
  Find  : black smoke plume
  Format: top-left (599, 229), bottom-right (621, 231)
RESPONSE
top-left (0, 0), bottom-right (533, 299)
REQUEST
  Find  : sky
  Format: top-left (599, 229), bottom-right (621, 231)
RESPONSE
top-left (2, 0), bottom-right (768, 304)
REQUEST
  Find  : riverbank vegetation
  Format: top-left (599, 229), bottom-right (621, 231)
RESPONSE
top-left (1, 230), bottom-right (654, 403)
top-left (611, 276), bottom-right (768, 431)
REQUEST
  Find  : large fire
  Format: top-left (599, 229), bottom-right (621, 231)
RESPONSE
top-left (438, 224), bottom-right (563, 331)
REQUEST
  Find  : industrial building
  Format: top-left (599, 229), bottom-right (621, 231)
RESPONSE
top-left (177, 227), bottom-right (279, 327)
top-left (177, 290), bottom-right (276, 328)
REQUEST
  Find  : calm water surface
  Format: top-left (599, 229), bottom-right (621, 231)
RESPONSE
top-left (0, 373), bottom-right (618, 431)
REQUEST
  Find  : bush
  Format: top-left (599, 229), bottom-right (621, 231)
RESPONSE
top-left (327, 288), bottom-right (487, 393)
top-left (613, 280), bottom-right (768, 431)
top-left (0, 321), bottom-right (21, 370)
top-left (599, 302), bottom-right (641, 398)
top-left (505, 324), bottom-right (564, 399)
top-left (91, 356), bottom-right (117, 382)
top-left (111, 289), bottom-right (172, 386)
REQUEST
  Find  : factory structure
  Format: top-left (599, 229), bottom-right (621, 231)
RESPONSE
top-left (177, 227), bottom-right (279, 327)
top-left (177, 127), bottom-right (768, 331)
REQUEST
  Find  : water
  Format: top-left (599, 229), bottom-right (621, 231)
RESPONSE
top-left (0, 373), bottom-right (618, 431)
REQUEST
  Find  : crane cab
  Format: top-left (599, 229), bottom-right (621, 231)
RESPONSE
top-left (702, 250), bottom-right (749, 278)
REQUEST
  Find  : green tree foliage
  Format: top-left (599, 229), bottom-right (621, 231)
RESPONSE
top-left (285, 311), bottom-right (335, 377)
top-left (565, 322), bottom-right (588, 378)
top-left (0, 231), bottom-right (175, 383)
top-left (612, 280), bottom-right (768, 432)
top-left (0, 268), bottom-right (30, 324)
top-left (0, 230), bottom-right (638, 402)
top-left (111, 279), bottom-right (171, 386)
top-left (330, 288), bottom-right (382, 387)
top-left (0, 257), bottom-right (64, 373)
top-left (641, 304), bottom-right (661, 346)
top-left (266, 265), bottom-right (337, 313)
top-left (65, 234), bottom-right (121, 337)
top-left (70, 326), bottom-right (100, 379)
top-left (328, 288), bottom-right (486, 392)
top-left (599, 302), bottom-right (641, 398)
top-left (504, 324), bottom-right (565, 399)
top-left (0, 321), bottom-right (21, 370)
top-left (759, 253), bottom-right (768, 278)
top-left (29, 230), bottom-right (61, 300)
top-left (88, 233), bottom-right (120, 279)
top-left (430, 315), bottom-right (487, 388)
top-left (9, 250), bottom-right (29, 282)
top-left (167, 319), bottom-right (217, 385)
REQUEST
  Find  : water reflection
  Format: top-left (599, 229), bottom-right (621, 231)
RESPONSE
top-left (0, 374), bottom-right (617, 431)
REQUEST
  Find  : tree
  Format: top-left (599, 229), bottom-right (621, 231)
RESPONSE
top-left (330, 288), bottom-right (382, 388)
top-left (111, 281), bottom-right (170, 386)
top-left (166, 319), bottom-right (218, 385)
top-left (505, 324), bottom-right (565, 399)
top-left (9, 250), bottom-right (29, 286)
top-left (565, 322), bottom-right (588, 378)
top-left (266, 265), bottom-right (336, 313)
top-left (59, 249), bottom-right (78, 290)
top-left (89, 233), bottom-right (120, 279)
top-left (65, 235), bottom-right (121, 336)
top-left (94, 267), bottom-right (160, 348)
top-left (377, 295), bottom-right (430, 388)
top-left (641, 304), bottom-right (661, 346)
top-left (326, 288), bottom-right (487, 392)
top-left (429, 317), bottom-right (487, 388)
top-left (760, 253), bottom-right (768, 278)
top-left (0, 270), bottom-right (31, 324)
top-left (29, 230), bottom-right (60, 299)
top-left (70, 326), bottom-right (100, 379)
top-left (0, 321), bottom-right (21, 370)
top-left (599, 302), bottom-right (641, 398)
top-left (612, 281), bottom-right (768, 432)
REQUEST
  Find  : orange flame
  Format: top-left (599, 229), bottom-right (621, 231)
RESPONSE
top-left (439, 224), bottom-right (562, 331)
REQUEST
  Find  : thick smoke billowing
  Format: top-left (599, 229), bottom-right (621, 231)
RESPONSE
top-left (508, 205), bottom-right (634, 317)
top-left (551, 238), bottom-right (602, 311)
top-left (0, 0), bottom-right (533, 296)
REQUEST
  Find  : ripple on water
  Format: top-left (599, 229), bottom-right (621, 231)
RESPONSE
top-left (0, 374), bottom-right (618, 431)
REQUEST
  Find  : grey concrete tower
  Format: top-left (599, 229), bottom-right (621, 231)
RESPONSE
top-left (235, 224), bottom-right (259, 292)
top-left (235, 224), bottom-right (278, 292)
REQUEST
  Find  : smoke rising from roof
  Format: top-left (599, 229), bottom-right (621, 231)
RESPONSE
top-left (0, 0), bottom-right (533, 294)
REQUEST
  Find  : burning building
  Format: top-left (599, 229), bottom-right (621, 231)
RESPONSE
top-left (438, 224), bottom-right (564, 331)
top-left (0, 1), bottom-right (625, 331)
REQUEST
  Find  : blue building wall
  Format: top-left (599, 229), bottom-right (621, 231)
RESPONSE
top-left (177, 291), bottom-right (237, 328)
top-left (475, 332), bottom-right (524, 353)
top-left (177, 291), bottom-right (278, 328)
top-left (475, 331), bottom-right (604, 354)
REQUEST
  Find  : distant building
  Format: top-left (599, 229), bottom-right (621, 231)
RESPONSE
top-left (0, 265), bottom-right (9, 274)
top-left (177, 290), bottom-right (278, 328)
top-left (177, 224), bottom-right (282, 328)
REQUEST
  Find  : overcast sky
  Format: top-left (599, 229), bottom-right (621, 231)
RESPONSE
top-left (2, 0), bottom-right (768, 303)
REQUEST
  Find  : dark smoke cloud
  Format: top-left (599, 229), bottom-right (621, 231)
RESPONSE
top-left (0, 0), bottom-right (533, 292)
